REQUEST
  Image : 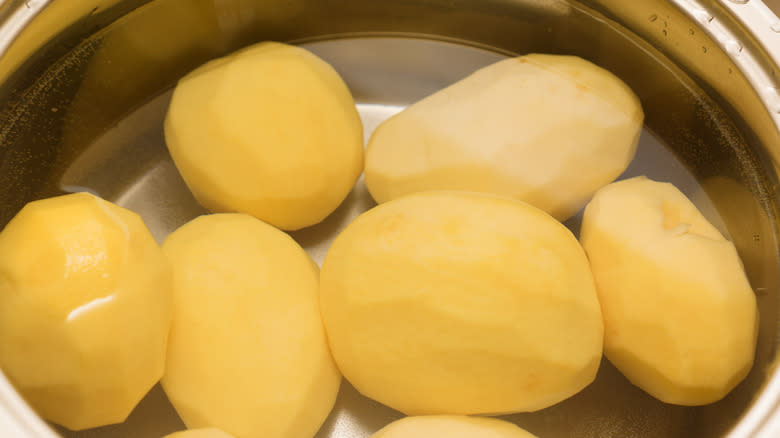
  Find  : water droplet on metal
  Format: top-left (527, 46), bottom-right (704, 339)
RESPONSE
top-left (766, 86), bottom-right (780, 113)
top-left (772, 22), bottom-right (780, 33)
top-left (727, 0), bottom-right (749, 4)
top-left (662, 29), bottom-right (668, 36)
top-left (725, 40), bottom-right (743, 56)
top-left (702, 46), bottom-right (708, 53)
top-left (649, 14), bottom-right (658, 22)
top-left (691, 9), bottom-right (714, 23)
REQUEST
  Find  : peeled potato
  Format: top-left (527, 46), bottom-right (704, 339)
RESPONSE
top-left (0, 192), bottom-right (171, 430)
top-left (580, 176), bottom-right (758, 405)
top-left (164, 428), bottom-right (236, 438)
top-left (164, 41), bottom-right (363, 231)
top-left (370, 416), bottom-right (538, 438)
top-left (320, 191), bottom-right (603, 415)
top-left (365, 54), bottom-right (643, 221)
top-left (161, 214), bottom-right (340, 438)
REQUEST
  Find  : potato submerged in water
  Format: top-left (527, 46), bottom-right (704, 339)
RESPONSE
top-left (161, 214), bottom-right (340, 438)
top-left (370, 416), bottom-right (538, 438)
top-left (0, 192), bottom-right (172, 430)
top-left (164, 428), bottom-right (236, 438)
top-left (580, 176), bottom-right (758, 405)
top-left (320, 191), bottom-right (603, 415)
top-left (164, 42), bottom-right (364, 231)
top-left (365, 54), bottom-right (643, 221)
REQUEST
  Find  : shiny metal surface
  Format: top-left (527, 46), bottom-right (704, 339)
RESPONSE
top-left (52, 38), bottom-right (746, 438)
top-left (0, 1), bottom-right (779, 437)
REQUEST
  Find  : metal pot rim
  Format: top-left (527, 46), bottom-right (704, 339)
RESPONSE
top-left (0, 0), bottom-right (777, 437)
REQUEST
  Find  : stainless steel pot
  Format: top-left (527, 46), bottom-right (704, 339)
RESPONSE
top-left (0, 0), bottom-right (779, 437)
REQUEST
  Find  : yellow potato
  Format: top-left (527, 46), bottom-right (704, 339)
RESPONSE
top-left (0, 192), bottom-right (171, 430)
top-left (161, 214), bottom-right (340, 438)
top-left (164, 428), bottom-right (236, 438)
top-left (164, 41), bottom-right (364, 231)
top-left (580, 176), bottom-right (758, 405)
top-left (320, 191), bottom-right (603, 415)
top-left (365, 54), bottom-right (643, 221)
top-left (370, 416), bottom-right (538, 438)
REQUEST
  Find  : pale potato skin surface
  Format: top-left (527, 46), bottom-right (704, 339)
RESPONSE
top-left (320, 191), bottom-right (603, 415)
top-left (365, 53), bottom-right (643, 221)
top-left (164, 41), bottom-right (364, 231)
top-left (0, 192), bottom-right (172, 430)
top-left (580, 176), bottom-right (758, 405)
top-left (161, 214), bottom-right (340, 438)
top-left (370, 416), bottom-right (538, 438)
top-left (164, 428), bottom-right (236, 438)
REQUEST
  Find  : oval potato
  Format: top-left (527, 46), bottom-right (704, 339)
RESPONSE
top-left (320, 191), bottom-right (603, 415)
top-left (370, 416), bottom-right (538, 438)
top-left (580, 176), bottom-right (758, 405)
top-left (365, 54), bottom-right (643, 221)
top-left (161, 214), bottom-right (340, 438)
top-left (0, 192), bottom-right (171, 430)
top-left (164, 42), bottom-right (364, 230)
top-left (164, 428), bottom-right (236, 438)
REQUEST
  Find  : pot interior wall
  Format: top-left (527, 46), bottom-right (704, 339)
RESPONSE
top-left (0, 1), bottom-right (777, 438)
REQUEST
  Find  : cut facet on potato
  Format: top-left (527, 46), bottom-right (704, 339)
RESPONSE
top-left (370, 416), bottom-right (538, 438)
top-left (163, 428), bottom-right (236, 438)
top-left (365, 53), bottom-right (643, 221)
top-left (164, 41), bottom-right (364, 231)
top-left (161, 214), bottom-right (340, 438)
top-left (580, 176), bottom-right (758, 405)
top-left (320, 191), bottom-right (603, 415)
top-left (0, 192), bottom-right (172, 430)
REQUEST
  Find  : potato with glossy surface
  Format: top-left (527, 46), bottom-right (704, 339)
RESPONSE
top-left (0, 192), bottom-right (172, 430)
top-left (164, 428), bottom-right (236, 438)
top-left (164, 41), bottom-right (363, 231)
top-left (370, 416), bottom-right (538, 438)
top-left (161, 214), bottom-right (340, 438)
top-left (580, 176), bottom-right (758, 405)
top-left (320, 191), bottom-right (603, 415)
top-left (365, 54), bottom-right (643, 221)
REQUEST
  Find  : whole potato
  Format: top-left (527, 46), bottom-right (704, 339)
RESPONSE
top-left (370, 416), bottom-right (538, 438)
top-left (320, 191), bottom-right (603, 415)
top-left (164, 428), bottom-right (236, 438)
top-left (365, 54), bottom-right (643, 221)
top-left (580, 176), bottom-right (758, 405)
top-left (165, 42), bottom-right (363, 231)
top-left (0, 192), bottom-right (171, 430)
top-left (161, 214), bottom-right (340, 438)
